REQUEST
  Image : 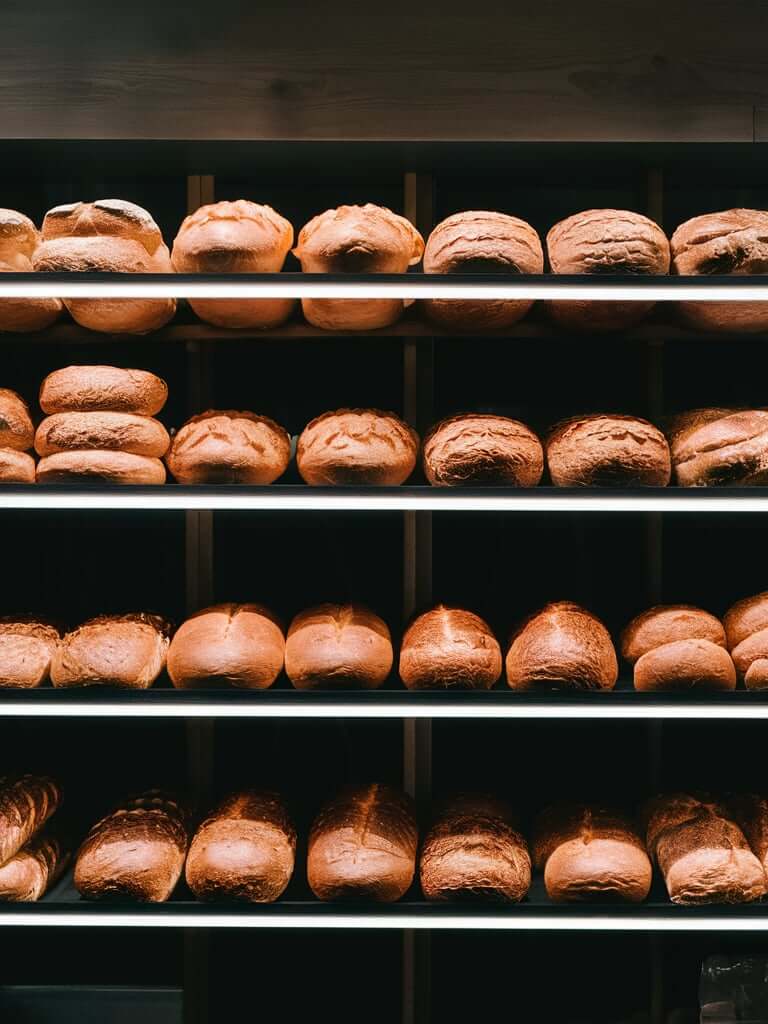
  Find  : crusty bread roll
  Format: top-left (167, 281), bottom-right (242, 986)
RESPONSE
top-left (720, 593), bottom-right (768, 689)
top-left (547, 414), bottom-right (671, 487)
top-left (422, 212), bottom-right (543, 330)
top-left (0, 450), bottom-right (35, 483)
top-left (547, 209), bottom-right (670, 331)
top-left (533, 803), bottom-right (652, 903)
top-left (297, 409), bottom-right (418, 486)
top-left (644, 793), bottom-right (767, 904)
top-left (51, 613), bottom-right (170, 689)
top-left (668, 408), bottom-right (768, 487)
top-left (167, 604), bottom-right (284, 690)
top-left (423, 414), bottom-right (543, 487)
top-left (308, 784), bottom-right (417, 902)
top-left (0, 209), bottom-right (62, 332)
top-left (35, 412), bottom-right (169, 458)
top-left (285, 603), bottom-right (392, 690)
top-left (293, 204), bottom-right (424, 330)
top-left (0, 833), bottom-right (67, 901)
top-left (39, 365), bottom-right (168, 416)
top-left (0, 618), bottom-right (60, 688)
top-left (0, 390), bottom-right (34, 451)
top-left (506, 601), bottom-right (618, 691)
top-left (420, 794), bottom-right (530, 902)
top-left (671, 209), bottom-right (768, 333)
top-left (34, 199), bottom-right (176, 334)
top-left (74, 792), bottom-right (188, 902)
top-left (166, 410), bottom-right (291, 485)
top-left (728, 794), bottom-right (768, 873)
top-left (36, 450), bottom-right (166, 485)
top-left (0, 776), bottom-right (61, 867)
top-left (399, 606), bottom-right (502, 690)
top-left (621, 605), bottom-right (735, 692)
top-left (186, 790), bottom-right (296, 902)
top-left (172, 200), bottom-right (295, 329)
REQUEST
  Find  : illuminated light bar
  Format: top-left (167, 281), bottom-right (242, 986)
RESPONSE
top-left (0, 272), bottom-right (766, 301)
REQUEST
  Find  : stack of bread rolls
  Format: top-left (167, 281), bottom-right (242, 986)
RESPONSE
top-left (0, 209), bottom-right (62, 333)
top-left (0, 775), bottom-right (65, 901)
top-left (51, 613), bottom-right (170, 689)
top-left (667, 408), bottom-right (768, 487)
top-left (724, 592), bottom-right (768, 689)
top-left (0, 389), bottom-right (36, 483)
top-left (166, 411), bottom-right (291, 485)
top-left (297, 409), bottom-right (418, 486)
top-left (35, 366), bottom-right (170, 484)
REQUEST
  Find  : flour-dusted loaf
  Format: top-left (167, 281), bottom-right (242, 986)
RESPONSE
top-left (399, 606), bottom-right (502, 690)
top-left (166, 410), bottom-right (291, 485)
top-left (0, 618), bottom-right (60, 688)
top-left (308, 784), bottom-right (417, 902)
top-left (35, 412), bottom-right (170, 458)
top-left (297, 409), bottom-right (419, 486)
top-left (668, 408), bottom-right (768, 487)
top-left (723, 592), bottom-right (768, 689)
top-left (0, 776), bottom-right (61, 867)
top-left (423, 414), bottom-right (543, 487)
top-left (186, 790), bottom-right (296, 902)
top-left (0, 389), bottom-right (34, 452)
top-left (0, 832), bottom-right (67, 901)
top-left (39, 365), bottom-right (168, 416)
top-left (0, 209), bottom-right (62, 332)
top-left (547, 414), bottom-right (671, 487)
top-left (285, 603), bottom-right (393, 690)
top-left (36, 450), bottom-right (167, 484)
top-left (51, 613), bottom-right (171, 689)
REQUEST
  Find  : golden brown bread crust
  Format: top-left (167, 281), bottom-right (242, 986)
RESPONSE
top-left (671, 209), bottom-right (768, 332)
top-left (0, 776), bottom-right (61, 867)
top-left (0, 833), bottom-right (67, 901)
top-left (0, 449), bottom-right (35, 483)
top-left (0, 390), bottom-right (34, 451)
top-left (39, 365), bottom-right (168, 416)
top-left (167, 603), bottom-right (284, 690)
top-left (644, 793), bottom-right (767, 904)
top-left (423, 414), bottom-right (543, 487)
top-left (285, 603), bottom-right (393, 690)
top-left (724, 592), bottom-right (768, 650)
top-left (728, 794), bottom-right (768, 870)
top-left (74, 791), bottom-right (188, 902)
top-left (308, 784), bottom-right (417, 902)
top-left (399, 606), bottom-right (502, 690)
top-left (0, 619), bottom-right (60, 688)
top-left (185, 790), bottom-right (296, 902)
top-left (668, 408), bottom-right (768, 487)
top-left (420, 795), bottom-right (530, 902)
top-left (422, 211), bottom-right (543, 329)
top-left (36, 450), bottom-right (167, 485)
top-left (533, 803), bottom-right (652, 903)
top-left (0, 209), bottom-right (63, 333)
top-left (35, 412), bottom-right (170, 458)
top-left (621, 605), bottom-right (726, 663)
top-left (723, 592), bottom-right (768, 689)
top-left (546, 414), bottom-right (671, 487)
top-left (298, 408), bottom-right (418, 486)
top-left (506, 601), bottom-right (618, 691)
top-left (166, 410), bottom-right (291, 485)
top-left (51, 613), bottom-right (171, 689)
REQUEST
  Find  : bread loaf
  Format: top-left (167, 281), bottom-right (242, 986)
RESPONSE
top-left (39, 366), bottom-right (168, 416)
top-left (722, 593), bottom-right (768, 688)
top-left (420, 794), bottom-right (530, 902)
top-left (74, 791), bottom-right (188, 902)
top-left (285, 603), bottom-right (392, 690)
top-left (0, 390), bottom-right (34, 451)
top-left (423, 414), bottom-right (543, 487)
top-left (620, 605), bottom-right (735, 691)
top-left (644, 793), bottom-right (767, 904)
top-left (35, 412), bottom-right (170, 458)
top-left (34, 200), bottom-right (176, 334)
top-left (546, 209), bottom-right (670, 331)
top-left (422, 212), bottom-right (543, 330)
top-left (172, 200), bottom-right (295, 328)
top-left (293, 204), bottom-right (424, 330)
top-left (51, 613), bottom-right (170, 689)
top-left (0, 450), bottom-right (35, 483)
top-left (0, 618), bottom-right (60, 688)
top-left (728, 794), bottom-right (768, 872)
top-left (186, 790), bottom-right (296, 902)
top-left (0, 776), bottom-right (61, 867)
top-left (166, 410), bottom-right (291, 485)
top-left (506, 601), bottom-right (618, 691)
top-left (547, 414), bottom-right (671, 487)
top-left (0, 209), bottom-right (62, 332)
top-left (668, 408), bottom-right (768, 487)
top-left (533, 803), bottom-right (652, 903)
top-left (167, 604), bottom-right (284, 690)
top-left (308, 784), bottom-right (417, 902)
top-left (298, 409), bottom-right (418, 486)
top-left (0, 833), bottom-right (67, 901)
top-left (36, 451), bottom-right (167, 485)
top-left (399, 606), bottom-right (502, 690)
top-left (671, 209), bottom-right (768, 332)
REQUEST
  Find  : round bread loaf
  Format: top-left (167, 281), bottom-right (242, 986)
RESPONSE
top-left (668, 408), bottom-right (768, 487)
top-left (546, 414), bottom-right (671, 487)
top-left (0, 450), bottom-right (35, 483)
top-left (420, 794), bottom-right (530, 902)
top-left (399, 606), bottom-right (502, 690)
top-left (51, 613), bottom-right (170, 689)
top-left (293, 204), bottom-right (424, 330)
top-left (506, 601), bottom-right (618, 691)
top-left (285, 603), bottom-right (392, 690)
top-left (671, 209), bottom-right (768, 332)
top-left (172, 200), bottom-right (295, 328)
top-left (0, 209), bottom-right (62, 333)
top-left (39, 366), bottom-right (168, 416)
top-left (34, 199), bottom-right (176, 334)
top-left (35, 412), bottom-right (169, 458)
top-left (422, 211), bottom-right (543, 330)
top-left (308, 783), bottom-right (417, 902)
top-left (621, 605), bottom-right (726, 662)
top-left (185, 790), bottom-right (296, 902)
top-left (166, 410), bottom-right (291, 485)
top-left (167, 604), bottom-right (284, 690)
top-left (297, 409), bottom-right (418, 486)
top-left (36, 450), bottom-right (166, 485)
top-left (423, 414), bottom-right (543, 487)
top-left (0, 619), bottom-right (60, 688)
top-left (533, 803), bottom-right (652, 903)
top-left (546, 209), bottom-right (670, 331)
top-left (0, 390), bottom-right (34, 451)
